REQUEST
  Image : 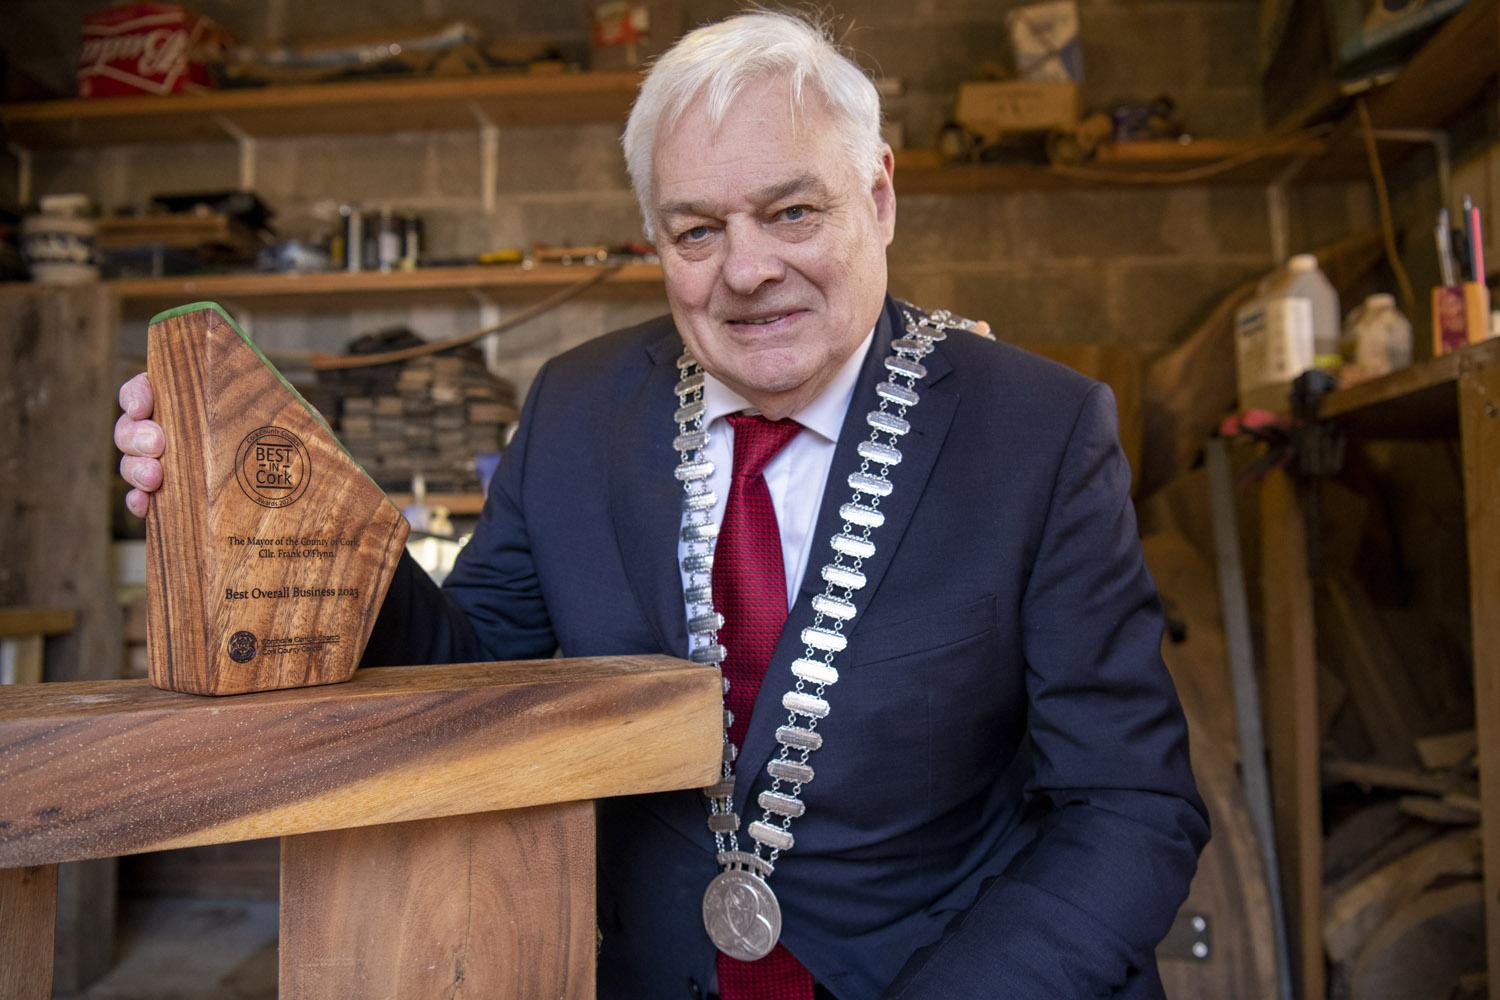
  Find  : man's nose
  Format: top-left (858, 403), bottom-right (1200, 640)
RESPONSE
top-left (720, 221), bottom-right (785, 295)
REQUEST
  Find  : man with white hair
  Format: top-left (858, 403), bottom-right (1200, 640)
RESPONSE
top-left (118, 11), bottom-right (1207, 999)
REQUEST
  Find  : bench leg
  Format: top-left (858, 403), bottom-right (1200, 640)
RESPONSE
top-left (0, 864), bottom-right (56, 1000)
top-left (280, 802), bottom-right (596, 999)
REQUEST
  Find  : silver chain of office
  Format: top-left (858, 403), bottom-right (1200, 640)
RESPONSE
top-left (671, 306), bottom-right (977, 962)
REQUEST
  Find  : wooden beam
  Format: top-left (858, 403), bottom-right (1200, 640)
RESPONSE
top-left (1457, 351), bottom-right (1500, 998)
top-left (0, 864), bottom-right (56, 1000)
top-left (0, 656), bottom-right (721, 869)
top-left (1260, 468), bottom-right (1325, 1000)
top-left (281, 803), bottom-right (595, 999)
top-left (0, 608), bottom-right (75, 639)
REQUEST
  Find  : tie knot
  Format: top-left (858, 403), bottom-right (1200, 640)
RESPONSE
top-left (726, 413), bottom-right (801, 481)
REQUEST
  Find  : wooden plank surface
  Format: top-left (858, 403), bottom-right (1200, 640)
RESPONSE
top-left (0, 283), bottom-right (123, 993)
top-left (1458, 352), bottom-right (1500, 998)
top-left (0, 608), bottom-right (75, 639)
top-left (0, 864), bottom-right (57, 1000)
top-left (0, 656), bottom-right (721, 869)
top-left (1318, 338), bottom-right (1500, 437)
top-left (281, 802), bottom-right (595, 999)
top-left (0, 70), bottom-right (644, 147)
top-left (1260, 468), bottom-right (1325, 1000)
top-left (110, 262), bottom-right (666, 315)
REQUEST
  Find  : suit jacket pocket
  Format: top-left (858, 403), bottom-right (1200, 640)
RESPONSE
top-left (850, 593), bottom-right (999, 667)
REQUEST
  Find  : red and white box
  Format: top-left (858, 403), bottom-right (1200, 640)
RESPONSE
top-left (78, 4), bottom-right (234, 98)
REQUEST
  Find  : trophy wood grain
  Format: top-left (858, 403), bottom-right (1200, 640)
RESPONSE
top-left (146, 302), bottom-right (409, 695)
top-left (0, 656), bottom-right (721, 869)
top-left (280, 803), bottom-right (595, 999)
top-left (0, 863), bottom-right (56, 1000)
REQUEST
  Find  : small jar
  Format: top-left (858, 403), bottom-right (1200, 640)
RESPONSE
top-left (22, 193), bottom-right (99, 284)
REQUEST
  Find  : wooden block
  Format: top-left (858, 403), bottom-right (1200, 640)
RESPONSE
top-left (1324, 828), bottom-right (1481, 963)
top-left (1458, 352), bottom-right (1500, 988)
top-left (1399, 795), bottom-right (1480, 826)
top-left (0, 655), bottom-right (721, 869)
top-left (0, 608), bottom-right (75, 639)
top-left (0, 864), bottom-right (57, 1000)
top-left (1415, 729), bottom-right (1478, 772)
top-left (1322, 757), bottom-right (1471, 797)
top-left (146, 302), bottom-right (409, 695)
top-left (281, 803), bottom-right (595, 999)
top-left (1259, 467), bottom-right (1325, 1000)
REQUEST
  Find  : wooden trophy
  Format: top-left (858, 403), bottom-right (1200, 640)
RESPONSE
top-left (146, 302), bottom-right (409, 695)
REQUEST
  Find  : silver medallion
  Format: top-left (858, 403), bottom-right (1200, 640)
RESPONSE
top-left (703, 869), bottom-right (782, 961)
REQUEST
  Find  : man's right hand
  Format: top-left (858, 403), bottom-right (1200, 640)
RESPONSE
top-left (116, 372), bottom-right (164, 519)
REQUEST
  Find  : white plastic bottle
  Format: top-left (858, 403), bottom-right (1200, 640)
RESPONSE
top-left (1235, 261), bottom-right (1314, 410)
top-left (1284, 254), bottom-right (1341, 373)
top-left (1339, 293), bottom-right (1413, 385)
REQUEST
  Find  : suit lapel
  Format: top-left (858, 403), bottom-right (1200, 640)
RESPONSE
top-left (733, 297), bottom-right (961, 818)
top-left (609, 326), bottom-right (692, 659)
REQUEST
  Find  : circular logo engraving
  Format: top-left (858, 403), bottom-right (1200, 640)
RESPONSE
top-left (228, 630), bottom-right (258, 663)
top-left (235, 426), bottom-right (311, 508)
top-left (702, 870), bottom-right (781, 962)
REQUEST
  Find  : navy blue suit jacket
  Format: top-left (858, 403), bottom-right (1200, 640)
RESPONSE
top-left (365, 296), bottom-right (1209, 999)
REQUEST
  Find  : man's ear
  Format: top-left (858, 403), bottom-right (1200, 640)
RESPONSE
top-left (873, 145), bottom-right (897, 246)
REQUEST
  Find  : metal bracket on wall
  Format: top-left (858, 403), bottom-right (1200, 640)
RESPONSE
top-left (212, 114), bottom-right (258, 192)
top-left (467, 289), bottom-right (503, 374)
top-left (1265, 156), bottom-right (1313, 265)
top-left (1370, 128), bottom-right (1452, 210)
top-left (467, 101), bottom-right (499, 214)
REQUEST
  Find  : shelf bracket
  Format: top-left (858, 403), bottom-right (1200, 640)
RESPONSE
top-left (7, 144), bottom-right (33, 207)
top-left (467, 101), bottom-right (499, 215)
top-left (466, 289), bottom-right (504, 375)
top-left (212, 115), bottom-right (258, 191)
top-left (1265, 157), bottom-right (1310, 264)
top-left (1370, 128), bottom-right (1451, 211)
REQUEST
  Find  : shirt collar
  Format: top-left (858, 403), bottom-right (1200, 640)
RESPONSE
top-left (700, 327), bottom-right (876, 443)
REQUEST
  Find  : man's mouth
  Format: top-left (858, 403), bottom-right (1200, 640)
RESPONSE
top-left (726, 310), bottom-right (804, 327)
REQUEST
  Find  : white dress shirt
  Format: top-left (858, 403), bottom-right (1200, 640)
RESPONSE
top-left (677, 329), bottom-right (875, 633)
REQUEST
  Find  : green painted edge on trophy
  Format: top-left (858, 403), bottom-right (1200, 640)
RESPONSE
top-left (148, 301), bottom-right (394, 504)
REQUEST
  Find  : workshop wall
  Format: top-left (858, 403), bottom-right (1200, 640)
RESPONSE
top-left (2, 0), bottom-right (1376, 394)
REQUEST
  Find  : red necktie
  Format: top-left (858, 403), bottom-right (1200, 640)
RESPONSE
top-left (712, 413), bottom-right (815, 1000)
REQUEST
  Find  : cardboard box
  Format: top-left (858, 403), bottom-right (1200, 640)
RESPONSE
top-left (955, 81), bottom-right (1080, 141)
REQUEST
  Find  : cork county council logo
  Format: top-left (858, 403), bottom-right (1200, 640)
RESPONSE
top-left (227, 630), bottom-right (258, 663)
top-left (235, 426), bottom-right (311, 508)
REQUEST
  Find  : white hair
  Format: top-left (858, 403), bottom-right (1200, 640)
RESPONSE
top-left (621, 10), bottom-right (885, 240)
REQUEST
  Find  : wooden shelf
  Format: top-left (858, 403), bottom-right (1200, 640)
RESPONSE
top-left (0, 70), bottom-right (643, 148)
top-left (107, 262), bottom-right (664, 313)
top-left (1313, 0), bottom-right (1500, 175)
top-left (387, 492), bottom-right (487, 516)
top-left (895, 135), bottom-right (1334, 194)
top-left (1319, 337), bottom-right (1500, 437)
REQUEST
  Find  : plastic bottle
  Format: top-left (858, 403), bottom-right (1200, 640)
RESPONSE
top-left (1283, 254), bottom-right (1341, 373)
top-left (1234, 262), bottom-right (1313, 411)
top-left (1339, 293), bottom-right (1413, 385)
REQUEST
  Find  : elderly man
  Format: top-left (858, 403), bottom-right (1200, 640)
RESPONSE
top-left (118, 11), bottom-right (1207, 999)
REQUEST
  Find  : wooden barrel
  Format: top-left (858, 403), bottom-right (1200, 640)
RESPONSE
top-left (1146, 532), bottom-right (1280, 999)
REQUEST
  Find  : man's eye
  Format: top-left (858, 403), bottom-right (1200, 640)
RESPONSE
top-left (681, 225), bottom-right (711, 242)
top-left (780, 206), bottom-right (808, 222)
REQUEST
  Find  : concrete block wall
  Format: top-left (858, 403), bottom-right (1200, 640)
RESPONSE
top-left (4, 0), bottom-right (1376, 397)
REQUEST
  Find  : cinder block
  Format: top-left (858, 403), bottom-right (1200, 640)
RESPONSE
top-left (518, 192), bottom-right (645, 245)
top-left (257, 133), bottom-right (431, 206)
top-left (495, 124), bottom-right (631, 195)
top-left (1177, 87), bottom-right (1264, 135)
top-left (1198, 3), bottom-right (1261, 87)
top-left (1288, 181), bottom-right (1376, 253)
top-left (852, 23), bottom-right (1003, 93)
top-left (1079, 5), bottom-right (1200, 100)
top-left (1106, 257), bottom-right (1264, 345)
top-left (427, 131), bottom-right (485, 200)
top-left (948, 262), bottom-right (1112, 342)
top-left (888, 269), bottom-right (958, 313)
top-left (120, 140), bottom-right (241, 200)
top-left (891, 193), bottom-right (1010, 264)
